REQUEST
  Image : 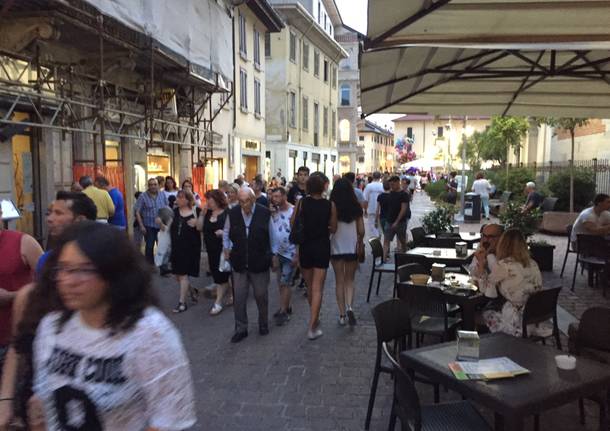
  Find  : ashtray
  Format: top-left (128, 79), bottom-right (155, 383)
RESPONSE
top-left (433, 250), bottom-right (442, 256)
top-left (555, 355), bottom-right (576, 370)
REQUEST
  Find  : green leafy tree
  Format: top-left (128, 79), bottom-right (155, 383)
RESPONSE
top-left (457, 130), bottom-right (485, 172)
top-left (478, 116), bottom-right (530, 168)
top-left (534, 117), bottom-right (589, 212)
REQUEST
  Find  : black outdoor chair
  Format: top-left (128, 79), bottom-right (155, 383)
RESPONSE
top-left (427, 237), bottom-right (461, 249)
top-left (572, 234), bottom-right (608, 291)
top-left (365, 300), bottom-right (440, 430)
top-left (540, 197), bottom-right (559, 212)
top-left (568, 307), bottom-right (610, 428)
top-left (383, 342), bottom-right (491, 431)
top-left (560, 225), bottom-right (577, 278)
top-left (396, 283), bottom-right (462, 347)
top-left (411, 227), bottom-right (427, 246)
top-left (367, 237), bottom-right (395, 302)
top-left (522, 286), bottom-right (563, 350)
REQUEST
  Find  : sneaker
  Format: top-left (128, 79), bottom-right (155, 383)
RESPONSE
top-left (224, 296), bottom-right (234, 307)
top-left (209, 303), bottom-right (223, 316)
top-left (347, 309), bottom-right (357, 326)
top-left (172, 302), bottom-right (187, 313)
top-left (338, 315), bottom-right (346, 326)
top-left (275, 312), bottom-right (289, 326)
top-left (307, 328), bottom-right (323, 340)
top-left (273, 309), bottom-right (282, 318)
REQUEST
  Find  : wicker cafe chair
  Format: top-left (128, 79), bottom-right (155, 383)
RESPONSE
top-left (367, 237), bottom-right (395, 302)
top-left (411, 227), bottom-right (427, 247)
top-left (383, 342), bottom-right (491, 431)
top-left (568, 307), bottom-right (610, 428)
top-left (396, 283), bottom-right (462, 347)
top-left (365, 300), bottom-right (440, 430)
top-left (522, 286), bottom-right (563, 350)
top-left (560, 225), bottom-right (577, 278)
top-left (572, 234), bottom-right (607, 291)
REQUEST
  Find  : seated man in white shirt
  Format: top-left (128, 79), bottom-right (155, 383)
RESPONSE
top-left (469, 223), bottom-right (504, 281)
top-left (570, 193), bottom-right (610, 250)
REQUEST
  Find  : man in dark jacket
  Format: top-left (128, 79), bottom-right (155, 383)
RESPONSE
top-left (223, 187), bottom-right (274, 343)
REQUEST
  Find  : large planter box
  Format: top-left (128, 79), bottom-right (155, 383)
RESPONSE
top-left (540, 211), bottom-right (579, 234)
top-left (530, 244), bottom-right (555, 271)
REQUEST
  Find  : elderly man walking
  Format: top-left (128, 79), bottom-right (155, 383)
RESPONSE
top-left (223, 187), bottom-right (274, 343)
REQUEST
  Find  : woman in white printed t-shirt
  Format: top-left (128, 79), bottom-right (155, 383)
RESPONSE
top-left (31, 222), bottom-right (196, 431)
top-left (472, 172), bottom-right (492, 220)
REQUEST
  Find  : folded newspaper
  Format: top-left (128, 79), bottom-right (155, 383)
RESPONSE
top-left (449, 357), bottom-right (530, 380)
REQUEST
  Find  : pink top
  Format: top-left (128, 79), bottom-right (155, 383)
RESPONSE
top-left (0, 230), bottom-right (33, 345)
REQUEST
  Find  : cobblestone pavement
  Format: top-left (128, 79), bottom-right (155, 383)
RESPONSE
top-left (153, 192), bottom-right (606, 431)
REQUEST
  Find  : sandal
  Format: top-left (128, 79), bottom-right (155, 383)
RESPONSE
top-left (209, 303), bottom-right (223, 315)
top-left (189, 286), bottom-right (199, 304)
top-left (224, 296), bottom-right (234, 307)
top-left (173, 302), bottom-right (187, 313)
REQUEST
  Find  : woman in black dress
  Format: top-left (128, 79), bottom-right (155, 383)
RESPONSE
top-left (170, 190), bottom-right (202, 313)
top-left (203, 189), bottom-right (231, 315)
top-left (293, 173), bottom-right (337, 340)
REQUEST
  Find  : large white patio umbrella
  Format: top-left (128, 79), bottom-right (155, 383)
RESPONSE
top-left (360, 0), bottom-right (610, 118)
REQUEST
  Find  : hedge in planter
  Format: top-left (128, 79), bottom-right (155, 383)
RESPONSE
top-left (422, 203), bottom-right (457, 235)
top-left (546, 168), bottom-right (596, 212)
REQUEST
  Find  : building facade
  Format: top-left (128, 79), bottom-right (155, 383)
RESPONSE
top-left (392, 115), bottom-right (491, 169)
top-left (265, 0), bottom-right (347, 181)
top-left (0, 0), bottom-right (234, 239)
top-left (212, 0), bottom-right (283, 184)
top-left (335, 25), bottom-right (362, 174)
top-left (356, 120), bottom-right (394, 173)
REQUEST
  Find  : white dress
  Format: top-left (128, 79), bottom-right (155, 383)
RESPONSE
top-left (480, 256), bottom-right (543, 337)
top-left (331, 220), bottom-right (358, 260)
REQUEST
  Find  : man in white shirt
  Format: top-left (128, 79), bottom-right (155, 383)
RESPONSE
top-left (363, 171), bottom-right (384, 236)
top-left (570, 193), bottom-right (610, 250)
top-left (471, 172), bottom-right (492, 220)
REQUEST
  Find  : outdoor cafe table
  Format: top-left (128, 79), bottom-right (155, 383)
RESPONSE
top-left (406, 247), bottom-right (475, 266)
top-left (398, 273), bottom-right (488, 331)
top-left (425, 232), bottom-right (482, 246)
top-left (400, 333), bottom-right (610, 431)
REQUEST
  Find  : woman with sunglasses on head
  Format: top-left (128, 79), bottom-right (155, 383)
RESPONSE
top-left (30, 222), bottom-right (196, 430)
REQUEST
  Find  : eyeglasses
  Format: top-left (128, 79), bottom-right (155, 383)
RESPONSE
top-left (53, 265), bottom-right (99, 281)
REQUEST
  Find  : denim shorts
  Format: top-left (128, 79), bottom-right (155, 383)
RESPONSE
top-left (278, 254), bottom-right (296, 285)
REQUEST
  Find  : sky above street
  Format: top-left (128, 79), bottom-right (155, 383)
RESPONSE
top-left (336, 0), bottom-right (367, 34)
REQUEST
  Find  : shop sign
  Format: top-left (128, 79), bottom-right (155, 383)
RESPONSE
top-left (312, 153), bottom-right (321, 162)
top-left (243, 140), bottom-right (260, 152)
top-left (289, 150), bottom-right (298, 158)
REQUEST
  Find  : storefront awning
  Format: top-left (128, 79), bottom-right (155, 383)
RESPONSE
top-left (360, 0), bottom-right (610, 117)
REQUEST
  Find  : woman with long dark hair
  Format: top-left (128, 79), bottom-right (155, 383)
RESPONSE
top-left (203, 189), bottom-right (232, 315)
top-left (330, 178), bottom-right (364, 326)
top-left (30, 222), bottom-right (196, 430)
top-left (169, 190), bottom-right (203, 313)
top-left (292, 173), bottom-right (337, 340)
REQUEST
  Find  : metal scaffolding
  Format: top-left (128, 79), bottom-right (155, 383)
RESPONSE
top-left (0, 0), bottom-right (232, 166)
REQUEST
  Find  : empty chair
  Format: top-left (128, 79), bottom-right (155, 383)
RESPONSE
top-left (411, 227), bottom-right (427, 246)
top-left (367, 237), bottom-right (395, 302)
top-left (383, 342), bottom-right (491, 431)
top-left (568, 307), bottom-right (610, 427)
top-left (365, 300), bottom-right (439, 430)
top-left (522, 286), bottom-right (562, 350)
top-left (427, 237), bottom-right (460, 249)
top-left (560, 225), bottom-right (577, 278)
top-left (572, 234), bottom-right (608, 291)
top-left (397, 283), bottom-right (462, 347)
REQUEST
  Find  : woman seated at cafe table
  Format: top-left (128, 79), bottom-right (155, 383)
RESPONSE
top-left (477, 229), bottom-right (544, 337)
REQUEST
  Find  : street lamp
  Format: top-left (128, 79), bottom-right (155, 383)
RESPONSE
top-left (458, 120), bottom-right (474, 221)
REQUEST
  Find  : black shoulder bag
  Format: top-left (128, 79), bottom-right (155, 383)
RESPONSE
top-left (289, 199), bottom-right (305, 245)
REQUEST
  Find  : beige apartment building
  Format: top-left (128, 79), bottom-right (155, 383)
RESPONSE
top-left (392, 115), bottom-right (492, 169)
top-left (212, 0), bottom-right (283, 183)
top-left (266, 0), bottom-right (347, 181)
top-left (356, 120), bottom-right (395, 173)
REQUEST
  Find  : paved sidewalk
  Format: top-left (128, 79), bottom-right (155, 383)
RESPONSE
top-left (153, 191), bottom-right (606, 431)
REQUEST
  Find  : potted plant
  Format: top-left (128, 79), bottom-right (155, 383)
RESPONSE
top-left (422, 203), bottom-right (457, 236)
top-left (499, 202), bottom-right (555, 271)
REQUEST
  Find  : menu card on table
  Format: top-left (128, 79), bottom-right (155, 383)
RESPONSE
top-left (449, 357), bottom-right (530, 380)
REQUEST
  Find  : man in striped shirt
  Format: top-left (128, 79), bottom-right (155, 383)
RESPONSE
top-left (135, 178), bottom-right (169, 264)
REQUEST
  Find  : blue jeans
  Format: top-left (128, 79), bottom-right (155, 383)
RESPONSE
top-left (480, 195), bottom-right (490, 218)
top-left (144, 226), bottom-right (160, 264)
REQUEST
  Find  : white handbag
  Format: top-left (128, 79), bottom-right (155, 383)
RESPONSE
top-left (218, 251), bottom-right (231, 273)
